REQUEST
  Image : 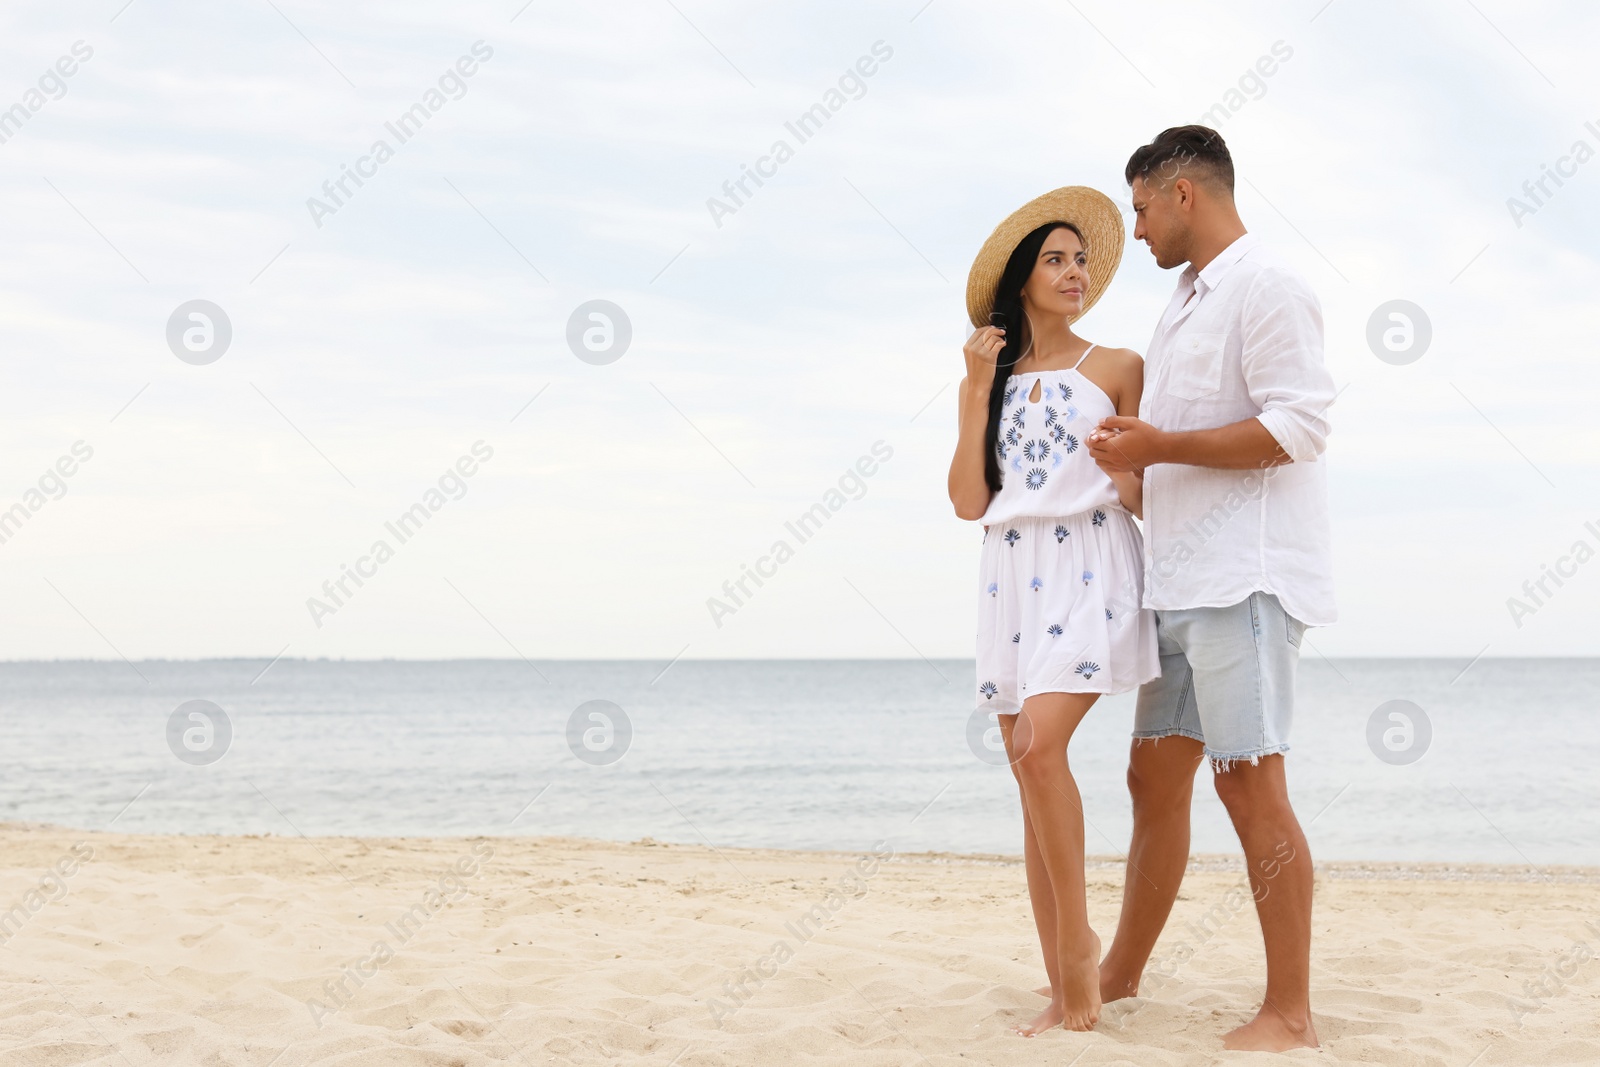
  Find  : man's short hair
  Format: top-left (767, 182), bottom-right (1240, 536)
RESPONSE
top-left (1124, 125), bottom-right (1234, 194)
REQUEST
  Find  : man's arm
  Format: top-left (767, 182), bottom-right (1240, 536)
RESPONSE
top-left (1237, 266), bottom-right (1333, 464)
top-left (1089, 268), bottom-right (1332, 473)
top-left (1167, 417), bottom-right (1288, 468)
top-left (1088, 413), bottom-right (1286, 471)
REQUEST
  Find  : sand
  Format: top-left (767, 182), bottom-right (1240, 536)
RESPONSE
top-left (0, 825), bottom-right (1596, 1066)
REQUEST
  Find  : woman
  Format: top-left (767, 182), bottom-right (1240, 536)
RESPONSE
top-left (947, 186), bottom-right (1158, 1036)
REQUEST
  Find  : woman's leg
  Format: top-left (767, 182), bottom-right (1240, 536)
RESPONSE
top-left (997, 713), bottom-right (1059, 999)
top-left (1009, 691), bottom-right (1101, 1035)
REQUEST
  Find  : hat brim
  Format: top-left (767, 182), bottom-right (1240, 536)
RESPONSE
top-left (965, 186), bottom-right (1125, 329)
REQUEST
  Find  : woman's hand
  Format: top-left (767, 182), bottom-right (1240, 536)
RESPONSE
top-left (963, 325), bottom-right (1006, 384)
top-left (949, 329), bottom-right (1006, 521)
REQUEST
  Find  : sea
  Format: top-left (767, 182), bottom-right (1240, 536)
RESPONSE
top-left (1, 658), bottom-right (1593, 867)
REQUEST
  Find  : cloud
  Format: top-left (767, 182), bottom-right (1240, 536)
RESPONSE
top-left (0, 0), bottom-right (1595, 658)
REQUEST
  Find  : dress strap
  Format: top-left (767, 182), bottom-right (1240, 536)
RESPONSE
top-left (1070, 343), bottom-right (1097, 370)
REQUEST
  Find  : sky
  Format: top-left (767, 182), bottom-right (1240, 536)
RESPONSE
top-left (0, 0), bottom-right (1596, 662)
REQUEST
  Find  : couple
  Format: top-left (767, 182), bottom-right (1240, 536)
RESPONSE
top-left (947, 125), bottom-right (1336, 1052)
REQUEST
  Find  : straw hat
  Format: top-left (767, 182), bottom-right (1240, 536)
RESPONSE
top-left (965, 185), bottom-right (1125, 328)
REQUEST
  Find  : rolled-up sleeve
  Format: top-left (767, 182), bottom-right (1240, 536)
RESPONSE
top-left (1241, 268), bottom-right (1335, 463)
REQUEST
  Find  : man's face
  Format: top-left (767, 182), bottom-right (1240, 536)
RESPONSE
top-left (1129, 175), bottom-right (1190, 270)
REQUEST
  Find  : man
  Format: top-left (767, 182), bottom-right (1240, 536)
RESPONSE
top-left (1086, 125), bottom-right (1336, 1052)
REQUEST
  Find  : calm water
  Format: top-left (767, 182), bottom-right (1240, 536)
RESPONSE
top-left (0, 658), bottom-right (1593, 866)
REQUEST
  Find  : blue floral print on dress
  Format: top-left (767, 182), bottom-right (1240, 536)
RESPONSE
top-left (1004, 528), bottom-right (1021, 546)
top-left (986, 581), bottom-right (998, 597)
top-left (1058, 382), bottom-right (1073, 402)
top-left (1082, 569), bottom-right (1094, 584)
top-left (1011, 632), bottom-right (1020, 643)
top-left (1046, 624), bottom-right (1063, 637)
top-left (980, 681), bottom-right (998, 699)
top-left (1024, 438), bottom-right (1049, 462)
top-left (1075, 661), bottom-right (1100, 680)
top-left (1092, 509), bottom-right (1106, 527)
top-left (1025, 467), bottom-right (1047, 490)
top-left (1003, 382), bottom-right (1017, 406)
top-left (1054, 524), bottom-right (1070, 543)
top-left (1030, 576), bottom-right (1043, 592)
top-left (1011, 407), bottom-right (1026, 429)
top-left (1062, 433), bottom-right (1079, 454)
top-left (1044, 405), bottom-right (1059, 428)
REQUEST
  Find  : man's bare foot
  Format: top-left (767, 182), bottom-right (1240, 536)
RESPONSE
top-left (1222, 1006), bottom-right (1319, 1051)
top-left (1015, 933), bottom-right (1101, 1036)
top-left (1098, 962), bottom-right (1139, 1004)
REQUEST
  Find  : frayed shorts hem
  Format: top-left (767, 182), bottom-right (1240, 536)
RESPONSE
top-left (1131, 727), bottom-right (1205, 745)
top-left (1203, 743), bottom-right (1291, 773)
top-left (1130, 731), bottom-right (1290, 773)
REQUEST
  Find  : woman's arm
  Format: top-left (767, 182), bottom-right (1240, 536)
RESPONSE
top-left (948, 326), bottom-right (1004, 520)
top-left (1107, 467), bottom-right (1143, 519)
top-left (1098, 348), bottom-right (1145, 519)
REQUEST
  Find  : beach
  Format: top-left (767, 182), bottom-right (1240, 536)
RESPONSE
top-left (1, 826), bottom-right (1596, 1066)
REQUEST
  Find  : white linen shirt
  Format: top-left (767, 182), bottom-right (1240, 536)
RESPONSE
top-left (1138, 232), bottom-right (1337, 626)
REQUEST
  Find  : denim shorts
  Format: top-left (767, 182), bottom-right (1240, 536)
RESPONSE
top-left (1131, 591), bottom-right (1306, 771)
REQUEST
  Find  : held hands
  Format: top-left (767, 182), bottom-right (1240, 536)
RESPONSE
top-left (1087, 416), bottom-right (1167, 473)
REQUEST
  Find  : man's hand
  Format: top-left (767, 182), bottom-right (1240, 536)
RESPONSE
top-left (1088, 416), bottom-right (1169, 472)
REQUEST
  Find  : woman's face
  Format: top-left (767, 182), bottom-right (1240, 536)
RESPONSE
top-left (1020, 226), bottom-right (1089, 320)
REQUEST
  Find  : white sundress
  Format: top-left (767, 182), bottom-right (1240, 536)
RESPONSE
top-left (975, 345), bottom-right (1159, 713)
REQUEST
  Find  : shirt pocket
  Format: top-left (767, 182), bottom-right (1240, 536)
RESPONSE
top-left (1165, 332), bottom-right (1226, 401)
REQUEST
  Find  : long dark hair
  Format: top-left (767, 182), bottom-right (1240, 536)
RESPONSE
top-left (982, 221), bottom-right (1083, 493)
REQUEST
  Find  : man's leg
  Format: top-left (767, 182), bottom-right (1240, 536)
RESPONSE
top-left (1211, 754), bottom-right (1318, 1051)
top-left (1101, 608), bottom-right (1206, 1002)
top-left (1098, 734), bottom-right (1204, 1002)
top-left (1191, 593), bottom-right (1316, 1051)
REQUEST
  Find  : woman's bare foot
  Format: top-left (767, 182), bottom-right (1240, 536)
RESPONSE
top-left (1014, 932), bottom-right (1101, 1036)
top-left (1011, 998), bottom-right (1065, 1037)
top-left (1222, 1006), bottom-right (1319, 1051)
top-left (1057, 943), bottom-right (1102, 1032)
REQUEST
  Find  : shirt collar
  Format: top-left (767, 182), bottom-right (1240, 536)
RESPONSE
top-left (1185, 231), bottom-right (1258, 296)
